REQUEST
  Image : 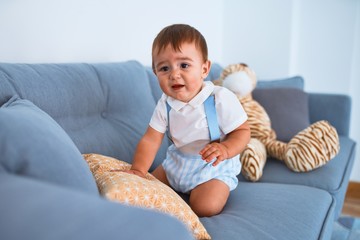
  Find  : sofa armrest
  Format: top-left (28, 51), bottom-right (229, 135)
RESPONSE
top-left (308, 93), bottom-right (351, 136)
top-left (0, 174), bottom-right (194, 240)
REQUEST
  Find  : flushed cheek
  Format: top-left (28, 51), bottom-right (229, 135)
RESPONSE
top-left (158, 79), bottom-right (170, 91)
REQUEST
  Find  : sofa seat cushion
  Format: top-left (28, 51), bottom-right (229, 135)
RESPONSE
top-left (238, 136), bottom-right (356, 219)
top-left (0, 96), bottom-right (98, 194)
top-left (200, 182), bottom-right (335, 240)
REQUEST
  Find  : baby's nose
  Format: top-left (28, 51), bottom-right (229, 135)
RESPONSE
top-left (170, 68), bottom-right (181, 79)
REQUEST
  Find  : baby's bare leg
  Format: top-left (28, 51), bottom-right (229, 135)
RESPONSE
top-left (189, 179), bottom-right (230, 217)
top-left (151, 165), bottom-right (170, 186)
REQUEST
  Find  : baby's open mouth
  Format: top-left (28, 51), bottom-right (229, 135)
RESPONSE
top-left (172, 84), bottom-right (185, 90)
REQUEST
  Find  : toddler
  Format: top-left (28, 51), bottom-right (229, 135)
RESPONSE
top-left (127, 24), bottom-right (250, 217)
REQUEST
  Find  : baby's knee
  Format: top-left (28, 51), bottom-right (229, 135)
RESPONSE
top-left (190, 199), bottom-right (225, 217)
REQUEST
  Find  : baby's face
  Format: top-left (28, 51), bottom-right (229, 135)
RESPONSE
top-left (153, 42), bottom-right (210, 103)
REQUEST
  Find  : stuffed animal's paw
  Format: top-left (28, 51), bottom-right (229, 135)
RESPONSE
top-left (240, 138), bottom-right (267, 181)
top-left (285, 120), bottom-right (340, 172)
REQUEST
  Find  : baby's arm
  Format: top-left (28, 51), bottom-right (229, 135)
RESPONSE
top-left (199, 121), bottom-right (251, 166)
top-left (128, 126), bottom-right (164, 177)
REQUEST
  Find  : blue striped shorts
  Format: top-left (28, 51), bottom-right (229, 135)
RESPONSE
top-left (162, 144), bottom-right (241, 193)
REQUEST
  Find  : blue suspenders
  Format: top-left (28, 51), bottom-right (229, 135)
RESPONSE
top-left (165, 95), bottom-right (220, 142)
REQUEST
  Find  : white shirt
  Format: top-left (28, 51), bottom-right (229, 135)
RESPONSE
top-left (149, 81), bottom-right (248, 154)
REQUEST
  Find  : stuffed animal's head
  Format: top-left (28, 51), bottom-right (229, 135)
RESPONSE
top-left (218, 63), bottom-right (257, 99)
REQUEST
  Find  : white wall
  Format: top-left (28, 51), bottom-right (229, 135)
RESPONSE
top-left (0, 0), bottom-right (223, 64)
top-left (349, 0), bottom-right (360, 183)
top-left (0, 0), bottom-right (359, 181)
top-left (223, 0), bottom-right (294, 78)
top-left (223, 0), bottom-right (360, 182)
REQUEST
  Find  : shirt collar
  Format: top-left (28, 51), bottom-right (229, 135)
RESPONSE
top-left (166, 81), bottom-right (214, 111)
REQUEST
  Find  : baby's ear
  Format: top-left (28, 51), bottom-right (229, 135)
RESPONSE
top-left (202, 60), bottom-right (211, 79)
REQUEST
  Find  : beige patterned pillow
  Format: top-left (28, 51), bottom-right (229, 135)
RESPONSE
top-left (83, 153), bottom-right (211, 240)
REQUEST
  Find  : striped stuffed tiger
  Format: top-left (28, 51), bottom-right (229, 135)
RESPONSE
top-left (216, 63), bottom-right (340, 181)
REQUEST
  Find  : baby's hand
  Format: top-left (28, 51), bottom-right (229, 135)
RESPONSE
top-left (199, 142), bottom-right (229, 166)
top-left (111, 169), bottom-right (147, 178)
top-left (125, 169), bottom-right (147, 178)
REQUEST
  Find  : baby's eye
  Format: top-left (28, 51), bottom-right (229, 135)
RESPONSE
top-left (159, 66), bottom-right (169, 72)
top-left (180, 63), bottom-right (189, 69)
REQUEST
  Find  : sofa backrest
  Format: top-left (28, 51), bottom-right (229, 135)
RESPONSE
top-left (0, 61), bottom-right (170, 169)
top-left (0, 60), bottom-right (350, 169)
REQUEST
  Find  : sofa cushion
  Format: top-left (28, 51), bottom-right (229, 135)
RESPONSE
top-left (257, 76), bottom-right (304, 89)
top-left (0, 96), bottom-right (98, 194)
top-left (200, 182), bottom-right (335, 240)
top-left (252, 88), bottom-right (310, 142)
top-left (83, 153), bottom-right (211, 240)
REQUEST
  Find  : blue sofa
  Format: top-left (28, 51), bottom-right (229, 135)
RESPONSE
top-left (0, 60), bottom-right (356, 240)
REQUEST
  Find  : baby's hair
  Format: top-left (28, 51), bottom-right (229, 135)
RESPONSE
top-left (152, 24), bottom-right (208, 71)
